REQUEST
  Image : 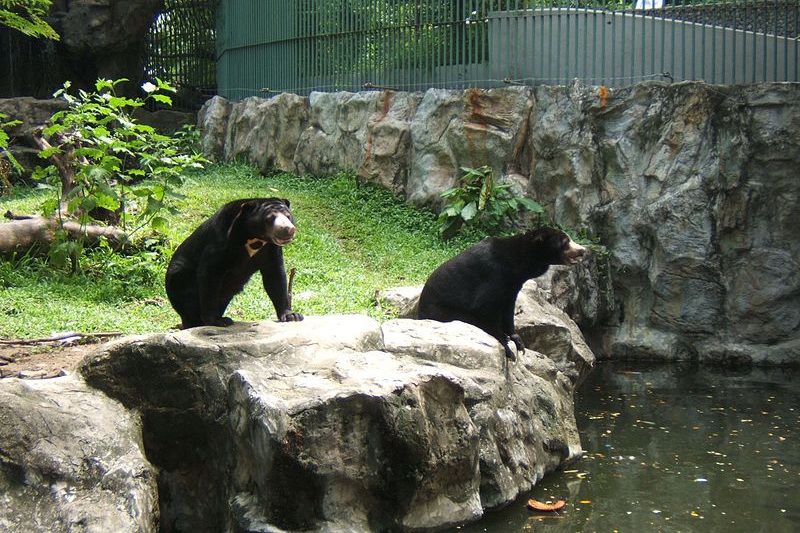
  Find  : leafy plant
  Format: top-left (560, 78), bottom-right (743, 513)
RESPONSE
top-left (437, 165), bottom-right (542, 238)
top-left (0, 112), bottom-right (22, 193)
top-left (37, 78), bottom-right (206, 235)
top-left (0, 0), bottom-right (59, 40)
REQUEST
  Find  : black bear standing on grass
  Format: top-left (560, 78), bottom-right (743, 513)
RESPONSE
top-left (417, 227), bottom-right (587, 360)
top-left (166, 198), bottom-right (303, 329)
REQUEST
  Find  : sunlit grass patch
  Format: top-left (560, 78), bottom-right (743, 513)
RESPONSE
top-left (0, 164), bottom-right (479, 338)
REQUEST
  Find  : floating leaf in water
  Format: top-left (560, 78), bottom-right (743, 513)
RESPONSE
top-left (527, 499), bottom-right (566, 512)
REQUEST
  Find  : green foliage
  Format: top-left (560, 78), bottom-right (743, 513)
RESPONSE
top-left (0, 0), bottom-right (58, 39)
top-left (173, 124), bottom-right (203, 155)
top-left (0, 112), bottom-right (22, 189)
top-left (437, 165), bottom-right (542, 239)
top-left (38, 78), bottom-right (206, 236)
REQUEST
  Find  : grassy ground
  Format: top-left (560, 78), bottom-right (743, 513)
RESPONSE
top-left (0, 164), bottom-right (480, 339)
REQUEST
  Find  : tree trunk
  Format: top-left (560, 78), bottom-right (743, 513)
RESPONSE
top-left (0, 215), bottom-right (128, 254)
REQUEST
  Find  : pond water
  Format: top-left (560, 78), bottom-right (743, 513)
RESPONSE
top-left (456, 361), bottom-right (800, 532)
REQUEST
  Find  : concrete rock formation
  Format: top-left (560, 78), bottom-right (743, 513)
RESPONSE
top-left (200, 82), bottom-right (800, 364)
top-left (70, 313), bottom-right (593, 532)
top-left (0, 376), bottom-right (159, 532)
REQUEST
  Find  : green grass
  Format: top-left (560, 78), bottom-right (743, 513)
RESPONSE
top-left (0, 164), bottom-right (480, 339)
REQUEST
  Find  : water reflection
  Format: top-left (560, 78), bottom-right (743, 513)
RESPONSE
top-left (455, 361), bottom-right (800, 532)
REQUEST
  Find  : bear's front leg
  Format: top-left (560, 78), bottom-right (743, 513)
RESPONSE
top-left (502, 338), bottom-right (518, 362)
top-left (260, 248), bottom-right (304, 323)
top-left (509, 333), bottom-right (525, 353)
top-left (278, 310), bottom-right (304, 322)
top-left (502, 301), bottom-right (524, 359)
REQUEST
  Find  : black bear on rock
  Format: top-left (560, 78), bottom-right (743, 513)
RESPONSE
top-left (166, 198), bottom-right (303, 329)
top-left (417, 227), bottom-right (587, 360)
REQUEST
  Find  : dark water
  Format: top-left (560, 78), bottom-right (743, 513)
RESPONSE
top-left (456, 361), bottom-right (800, 532)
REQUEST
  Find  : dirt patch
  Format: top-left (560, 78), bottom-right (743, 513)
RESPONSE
top-left (0, 342), bottom-right (101, 379)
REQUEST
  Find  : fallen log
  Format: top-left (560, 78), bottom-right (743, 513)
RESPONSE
top-left (0, 215), bottom-right (129, 254)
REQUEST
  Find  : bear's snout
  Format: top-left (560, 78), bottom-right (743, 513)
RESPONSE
top-left (564, 240), bottom-right (589, 265)
top-left (272, 214), bottom-right (297, 245)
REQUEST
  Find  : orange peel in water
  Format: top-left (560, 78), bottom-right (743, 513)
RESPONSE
top-left (527, 499), bottom-right (567, 512)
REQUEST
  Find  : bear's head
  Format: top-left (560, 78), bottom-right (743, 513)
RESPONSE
top-left (526, 227), bottom-right (588, 266)
top-left (230, 198), bottom-right (297, 246)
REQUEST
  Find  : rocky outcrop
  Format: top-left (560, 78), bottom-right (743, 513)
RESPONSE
top-left (199, 82), bottom-right (800, 364)
top-left (74, 312), bottom-right (593, 532)
top-left (0, 376), bottom-right (159, 532)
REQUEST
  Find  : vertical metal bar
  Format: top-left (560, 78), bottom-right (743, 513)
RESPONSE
top-left (523, 0), bottom-right (530, 86)
top-left (437, 0), bottom-right (443, 88)
top-left (781, 0), bottom-right (787, 80)
top-left (762, 0), bottom-right (769, 81)
top-left (452, 0), bottom-right (457, 89)
top-left (697, 0), bottom-right (704, 83)
top-left (719, 0), bottom-right (726, 83)
top-left (465, 0), bottom-right (478, 87)
top-left (752, 0), bottom-right (758, 82)
top-left (354, 0), bottom-right (361, 90)
top-left (590, 3), bottom-right (596, 85)
top-left (610, 3), bottom-right (616, 87)
top-left (346, 0), bottom-right (352, 91)
top-left (574, 0), bottom-right (580, 84)
top-left (707, 0), bottom-right (715, 84)
top-left (651, 0), bottom-right (658, 83)
top-left (599, 3), bottom-right (605, 86)
top-left (546, 1), bottom-right (553, 84)
top-left (630, 0), bottom-right (636, 83)
top-left (400, 0), bottom-right (407, 90)
top-left (774, 0), bottom-right (780, 81)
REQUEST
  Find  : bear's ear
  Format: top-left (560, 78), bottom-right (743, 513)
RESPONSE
top-left (281, 198), bottom-right (291, 209)
top-left (525, 229), bottom-right (545, 245)
top-left (227, 201), bottom-right (257, 240)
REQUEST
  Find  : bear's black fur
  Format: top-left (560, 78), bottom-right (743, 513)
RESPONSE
top-left (417, 227), bottom-right (587, 360)
top-left (166, 198), bottom-right (303, 329)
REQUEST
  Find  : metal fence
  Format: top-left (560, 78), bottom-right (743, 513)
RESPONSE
top-left (216, 0), bottom-right (799, 100)
top-left (145, 0), bottom-right (218, 110)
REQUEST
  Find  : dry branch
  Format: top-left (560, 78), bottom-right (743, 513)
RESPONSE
top-left (0, 331), bottom-right (123, 346)
top-left (31, 127), bottom-right (87, 199)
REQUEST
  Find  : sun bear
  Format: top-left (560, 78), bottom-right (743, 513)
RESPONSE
top-left (417, 227), bottom-right (587, 360)
top-left (165, 198), bottom-right (303, 329)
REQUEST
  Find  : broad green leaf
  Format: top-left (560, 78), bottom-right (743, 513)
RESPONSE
top-left (461, 201), bottom-right (478, 221)
top-left (37, 146), bottom-right (61, 158)
top-left (517, 198), bottom-right (544, 213)
top-left (150, 216), bottom-right (169, 232)
top-left (151, 94), bottom-right (172, 105)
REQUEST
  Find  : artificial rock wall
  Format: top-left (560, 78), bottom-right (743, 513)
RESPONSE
top-left (198, 81), bottom-right (800, 365)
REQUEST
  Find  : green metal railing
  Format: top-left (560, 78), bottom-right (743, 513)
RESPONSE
top-left (216, 0), bottom-right (799, 100)
top-left (145, 0), bottom-right (217, 110)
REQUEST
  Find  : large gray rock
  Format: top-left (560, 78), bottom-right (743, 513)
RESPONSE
top-left (358, 90), bottom-right (421, 195)
top-left (224, 93), bottom-right (310, 173)
top-left (79, 314), bottom-right (593, 532)
top-left (0, 376), bottom-right (159, 532)
top-left (294, 91), bottom-right (383, 177)
top-left (198, 96), bottom-right (232, 161)
top-left (199, 82), bottom-right (800, 364)
top-left (407, 86), bottom-right (532, 208)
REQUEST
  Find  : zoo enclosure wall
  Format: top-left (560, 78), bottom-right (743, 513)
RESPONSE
top-left (216, 0), bottom-right (799, 101)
